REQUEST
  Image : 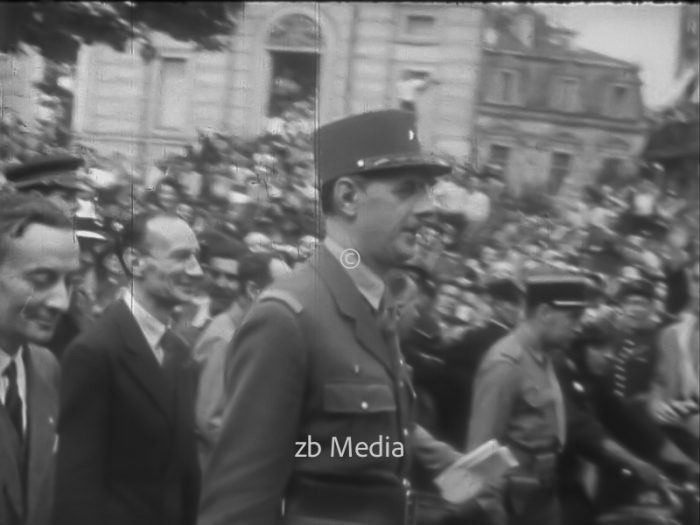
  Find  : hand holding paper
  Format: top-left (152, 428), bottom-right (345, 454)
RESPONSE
top-left (435, 439), bottom-right (519, 505)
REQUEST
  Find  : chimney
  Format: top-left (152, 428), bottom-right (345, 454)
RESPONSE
top-left (514, 12), bottom-right (535, 48)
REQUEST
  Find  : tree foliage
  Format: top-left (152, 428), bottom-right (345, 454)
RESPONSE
top-left (0, 2), bottom-right (240, 64)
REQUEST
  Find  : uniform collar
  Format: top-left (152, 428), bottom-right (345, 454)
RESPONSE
top-left (323, 235), bottom-right (385, 311)
top-left (123, 289), bottom-right (168, 352)
top-left (514, 323), bottom-right (548, 366)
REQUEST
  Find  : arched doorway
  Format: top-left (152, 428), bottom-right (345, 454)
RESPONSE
top-left (265, 14), bottom-right (322, 119)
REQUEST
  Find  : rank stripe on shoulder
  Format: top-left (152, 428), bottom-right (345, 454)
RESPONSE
top-left (257, 290), bottom-right (303, 314)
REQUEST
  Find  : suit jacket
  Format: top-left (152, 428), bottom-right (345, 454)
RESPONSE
top-left (53, 300), bottom-right (200, 525)
top-left (0, 345), bottom-right (60, 525)
top-left (197, 246), bottom-right (458, 525)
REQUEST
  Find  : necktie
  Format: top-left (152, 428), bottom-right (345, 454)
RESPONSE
top-left (160, 329), bottom-right (187, 369)
top-left (3, 361), bottom-right (23, 441)
top-left (377, 291), bottom-right (399, 342)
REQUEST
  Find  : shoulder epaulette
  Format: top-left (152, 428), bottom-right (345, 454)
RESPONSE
top-left (257, 289), bottom-right (304, 315)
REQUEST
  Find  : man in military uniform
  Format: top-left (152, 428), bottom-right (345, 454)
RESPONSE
top-left (466, 275), bottom-right (593, 525)
top-left (198, 110), bottom-right (469, 525)
top-left (3, 155), bottom-right (89, 217)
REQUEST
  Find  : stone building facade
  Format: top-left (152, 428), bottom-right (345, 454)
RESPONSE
top-left (0, 48), bottom-right (44, 124)
top-left (71, 2), bottom-right (484, 173)
top-left (475, 5), bottom-right (648, 200)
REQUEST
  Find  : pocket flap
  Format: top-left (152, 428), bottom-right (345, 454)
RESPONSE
top-left (323, 383), bottom-right (396, 414)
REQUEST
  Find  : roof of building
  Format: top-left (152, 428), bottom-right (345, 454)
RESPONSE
top-left (483, 5), bottom-right (638, 70)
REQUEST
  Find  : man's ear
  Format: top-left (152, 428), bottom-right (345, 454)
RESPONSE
top-left (123, 247), bottom-right (144, 278)
top-left (334, 177), bottom-right (364, 217)
top-left (245, 281), bottom-right (260, 301)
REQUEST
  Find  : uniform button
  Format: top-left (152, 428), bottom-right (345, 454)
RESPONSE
top-left (399, 380), bottom-right (404, 388)
top-left (403, 428), bottom-right (409, 437)
top-left (399, 359), bottom-right (405, 367)
top-left (353, 365), bottom-right (360, 374)
top-left (361, 401), bottom-right (369, 410)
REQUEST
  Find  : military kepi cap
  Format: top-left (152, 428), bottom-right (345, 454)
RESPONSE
top-left (314, 110), bottom-right (451, 184)
top-left (4, 155), bottom-right (86, 192)
top-left (525, 274), bottom-right (594, 310)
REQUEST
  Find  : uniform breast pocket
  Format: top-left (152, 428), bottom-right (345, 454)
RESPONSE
top-left (522, 381), bottom-right (553, 409)
top-left (323, 383), bottom-right (397, 414)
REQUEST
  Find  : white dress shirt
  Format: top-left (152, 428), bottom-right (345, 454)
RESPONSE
top-left (123, 289), bottom-right (168, 366)
top-left (0, 347), bottom-right (27, 435)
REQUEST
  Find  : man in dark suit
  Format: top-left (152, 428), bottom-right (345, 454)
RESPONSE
top-left (198, 110), bottom-right (474, 525)
top-left (0, 193), bottom-right (81, 525)
top-left (54, 212), bottom-right (204, 525)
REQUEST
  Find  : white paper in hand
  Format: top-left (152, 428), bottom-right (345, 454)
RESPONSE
top-left (435, 439), bottom-right (519, 505)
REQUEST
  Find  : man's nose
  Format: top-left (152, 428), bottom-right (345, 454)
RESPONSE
top-left (413, 190), bottom-right (437, 217)
top-left (186, 256), bottom-right (204, 278)
top-left (44, 281), bottom-right (72, 313)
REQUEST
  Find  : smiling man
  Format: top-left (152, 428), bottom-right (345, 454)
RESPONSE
top-left (54, 212), bottom-right (204, 525)
top-left (198, 110), bottom-right (471, 525)
top-left (0, 194), bottom-right (80, 525)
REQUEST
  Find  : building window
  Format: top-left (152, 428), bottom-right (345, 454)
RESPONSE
top-left (406, 15), bottom-right (436, 36)
top-left (553, 78), bottom-right (580, 112)
top-left (156, 57), bottom-right (188, 130)
top-left (599, 157), bottom-right (623, 183)
top-left (608, 84), bottom-right (631, 119)
top-left (488, 144), bottom-right (511, 176)
top-left (399, 10), bottom-right (439, 43)
top-left (491, 70), bottom-right (519, 105)
top-left (548, 152), bottom-right (573, 194)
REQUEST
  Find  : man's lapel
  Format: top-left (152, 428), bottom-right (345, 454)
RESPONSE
top-left (0, 403), bottom-right (24, 518)
top-left (24, 346), bottom-right (58, 517)
top-left (113, 301), bottom-right (174, 424)
top-left (310, 246), bottom-right (397, 378)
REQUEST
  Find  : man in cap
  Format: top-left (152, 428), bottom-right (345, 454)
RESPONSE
top-left (3, 155), bottom-right (89, 217)
top-left (198, 110), bottom-right (471, 525)
top-left (466, 274), bottom-right (593, 525)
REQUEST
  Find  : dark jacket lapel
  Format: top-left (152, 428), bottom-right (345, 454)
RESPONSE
top-left (0, 402), bottom-right (23, 518)
top-left (112, 301), bottom-right (175, 424)
top-left (310, 246), bottom-right (397, 378)
top-left (24, 345), bottom-right (58, 520)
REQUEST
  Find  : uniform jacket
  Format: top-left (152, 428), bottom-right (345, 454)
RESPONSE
top-left (0, 345), bottom-right (60, 525)
top-left (466, 327), bottom-right (566, 525)
top-left (53, 300), bottom-right (200, 525)
top-left (197, 246), bottom-right (459, 525)
top-left (436, 320), bottom-right (510, 449)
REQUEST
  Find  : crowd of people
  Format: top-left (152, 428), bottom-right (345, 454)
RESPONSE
top-left (0, 102), bottom-right (698, 525)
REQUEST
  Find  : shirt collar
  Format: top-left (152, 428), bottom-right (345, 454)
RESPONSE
top-left (0, 345), bottom-right (25, 377)
top-left (323, 236), bottom-right (385, 311)
top-left (123, 289), bottom-right (168, 351)
top-left (513, 323), bottom-right (548, 366)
